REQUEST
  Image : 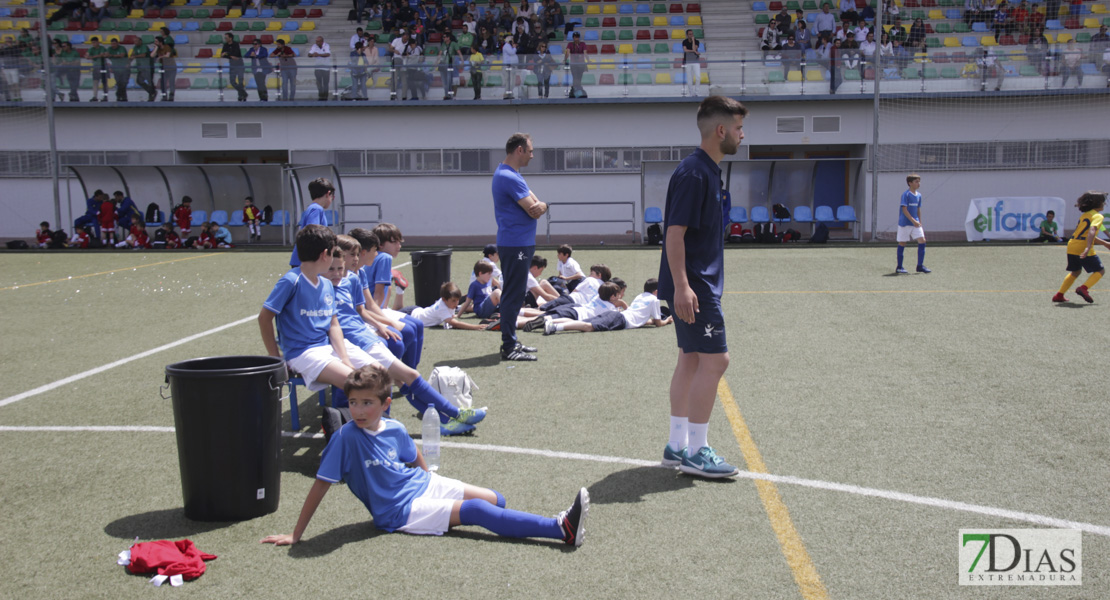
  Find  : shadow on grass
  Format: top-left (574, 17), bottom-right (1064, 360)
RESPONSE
top-left (446, 529), bottom-right (578, 552)
top-left (104, 508), bottom-right (236, 540)
top-left (588, 466), bottom-right (735, 505)
top-left (281, 437), bottom-right (325, 478)
top-left (1053, 302), bottom-right (1089, 309)
top-left (433, 353), bottom-right (502, 369)
top-left (286, 522), bottom-right (387, 558)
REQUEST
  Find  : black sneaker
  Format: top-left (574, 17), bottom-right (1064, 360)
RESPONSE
top-left (515, 342), bottom-right (537, 353)
top-left (501, 348), bottom-right (537, 361)
top-left (558, 487), bottom-right (590, 547)
top-left (522, 315), bottom-right (546, 332)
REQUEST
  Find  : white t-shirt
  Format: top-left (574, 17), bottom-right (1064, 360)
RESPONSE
top-left (410, 298), bottom-right (455, 327)
top-left (309, 42), bottom-right (331, 68)
top-left (558, 256), bottom-right (583, 279)
top-left (526, 271), bottom-right (540, 291)
top-left (574, 297), bottom-right (615, 320)
top-left (569, 276), bottom-right (601, 305)
top-left (621, 292), bottom-right (662, 329)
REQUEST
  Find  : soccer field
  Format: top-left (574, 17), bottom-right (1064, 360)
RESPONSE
top-left (1, 244), bottom-right (1107, 599)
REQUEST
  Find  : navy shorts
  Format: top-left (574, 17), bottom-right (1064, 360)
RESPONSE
top-left (1066, 254), bottom-right (1103, 273)
top-left (547, 305), bottom-right (579, 320)
top-left (670, 299), bottom-right (727, 354)
top-left (585, 311), bottom-right (626, 332)
top-left (474, 296), bottom-right (497, 319)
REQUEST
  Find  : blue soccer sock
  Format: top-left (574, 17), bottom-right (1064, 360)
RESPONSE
top-left (398, 322), bottom-right (418, 369)
top-left (917, 243), bottom-right (926, 267)
top-left (494, 489), bottom-right (506, 509)
top-left (384, 328), bottom-right (405, 364)
top-left (402, 316), bottom-right (425, 366)
top-left (330, 387), bottom-right (348, 408)
top-left (409, 376), bottom-right (460, 422)
top-left (897, 245), bottom-right (905, 268)
top-left (457, 499), bottom-right (562, 540)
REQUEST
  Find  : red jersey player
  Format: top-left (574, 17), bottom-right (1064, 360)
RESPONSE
top-left (99, 197), bottom-right (118, 246)
top-left (36, 221), bottom-right (53, 248)
top-left (174, 196), bottom-right (193, 236)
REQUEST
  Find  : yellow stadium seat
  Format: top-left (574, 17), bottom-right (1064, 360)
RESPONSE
top-left (267, 78), bottom-right (280, 88)
top-left (1092, 4), bottom-right (1106, 14)
top-left (172, 0), bottom-right (187, 5)
top-left (671, 29), bottom-right (684, 39)
top-left (883, 23), bottom-right (892, 33)
top-left (227, 9), bottom-right (242, 18)
top-left (14, 20), bottom-right (30, 29)
top-left (0, 21), bottom-right (12, 30)
top-left (183, 63), bottom-right (201, 73)
top-left (1055, 32), bottom-right (1072, 43)
top-left (266, 21), bottom-right (282, 31)
top-left (128, 9), bottom-right (143, 17)
top-left (688, 15), bottom-right (702, 26)
top-left (598, 57), bottom-right (616, 69)
top-left (150, 20), bottom-right (166, 30)
top-left (0, 34), bottom-right (13, 42)
top-left (787, 70), bottom-right (803, 81)
top-left (202, 0), bottom-right (217, 5)
top-left (1043, 32), bottom-right (1055, 43)
top-left (603, 4), bottom-right (617, 14)
top-left (1083, 18), bottom-right (1100, 28)
top-left (981, 35), bottom-right (997, 46)
top-left (106, 34), bottom-right (120, 42)
top-left (276, 34), bottom-right (291, 43)
top-left (653, 16), bottom-right (667, 26)
top-left (943, 36), bottom-right (961, 47)
top-left (374, 75), bottom-right (392, 88)
top-left (805, 68), bottom-right (824, 81)
top-left (618, 43), bottom-right (634, 53)
top-left (700, 72), bottom-right (709, 84)
top-left (586, 5), bottom-right (600, 14)
top-left (300, 22), bottom-right (316, 31)
top-left (928, 9), bottom-right (944, 19)
top-left (489, 62), bottom-right (502, 70)
top-left (655, 72), bottom-right (672, 83)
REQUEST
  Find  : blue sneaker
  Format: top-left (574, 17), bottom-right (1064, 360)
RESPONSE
top-left (455, 406), bottom-right (487, 425)
top-left (440, 418), bottom-right (476, 436)
top-left (662, 444), bottom-right (686, 467)
top-left (679, 446), bottom-right (740, 479)
top-left (895, 267), bottom-right (909, 274)
top-left (916, 265), bottom-right (931, 274)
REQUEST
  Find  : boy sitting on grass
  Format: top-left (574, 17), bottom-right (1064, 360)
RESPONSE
top-left (260, 364), bottom-right (589, 547)
top-left (400, 282), bottom-right (489, 330)
top-left (325, 244), bottom-right (485, 435)
top-left (543, 278), bottom-right (673, 335)
top-left (258, 225), bottom-right (381, 417)
top-left (520, 263), bottom-right (611, 317)
top-left (460, 261), bottom-right (502, 318)
top-left (554, 244), bottom-right (585, 291)
top-left (525, 255), bottom-right (562, 308)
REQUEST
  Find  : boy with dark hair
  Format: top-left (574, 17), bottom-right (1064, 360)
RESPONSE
top-left (896, 173), bottom-right (929, 274)
top-left (243, 196), bottom-right (262, 241)
top-left (1030, 210), bottom-right (1061, 243)
top-left (261, 364), bottom-right (589, 547)
top-left (469, 243), bottom-right (503, 289)
top-left (461, 261), bottom-right (502, 319)
top-left (521, 281), bottom-right (623, 330)
top-left (35, 221), bottom-right (53, 248)
top-left (366, 223), bottom-right (425, 369)
top-left (544, 278), bottom-right (672, 334)
top-left (1054, 191), bottom-right (1110, 303)
top-left (290, 177), bottom-right (335, 267)
top-left (173, 196), bottom-right (193, 237)
top-left (525, 264), bottom-right (611, 315)
top-left (259, 225), bottom-right (379, 408)
top-left (525, 255), bottom-right (560, 307)
top-left (554, 244), bottom-right (584, 290)
top-left (402, 282), bottom-right (488, 330)
top-left (99, 193), bottom-right (118, 247)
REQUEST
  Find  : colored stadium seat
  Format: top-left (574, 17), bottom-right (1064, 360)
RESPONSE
top-left (836, 206), bottom-right (858, 223)
top-left (750, 206), bottom-right (771, 223)
top-left (793, 206), bottom-right (813, 223)
top-left (729, 207), bottom-right (748, 224)
top-left (815, 206), bottom-right (836, 223)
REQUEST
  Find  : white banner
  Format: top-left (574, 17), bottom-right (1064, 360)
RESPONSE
top-left (965, 197), bottom-right (1066, 241)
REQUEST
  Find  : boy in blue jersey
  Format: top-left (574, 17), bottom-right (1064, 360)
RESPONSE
top-left (259, 225), bottom-right (378, 407)
top-left (347, 226), bottom-right (423, 370)
top-left (658, 96), bottom-right (747, 479)
top-left (895, 173), bottom-right (930, 274)
top-left (345, 228), bottom-right (406, 360)
top-left (461, 261), bottom-right (502, 319)
top-left (367, 223), bottom-right (426, 369)
top-left (326, 240), bottom-right (486, 435)
top-left (290, 178), bottom-right (335, 268)
top-left (261, 364), bottom-right (589, 547)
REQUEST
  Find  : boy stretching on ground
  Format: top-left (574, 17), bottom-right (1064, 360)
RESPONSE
top-left (1054, 191), bottom-right (1110, 304)
top-left (258, 225), bottom-right (379, 419)
top-left (544, 278), bottom-right (673, 335)
top-left (261, 364), bottom-right (589, 547)
top-left (524, 263), bottom-right (610, 315)
top-left (401, 282), bottom-right (489, 330)
top-left (520, 282), bottom-right (622, 331)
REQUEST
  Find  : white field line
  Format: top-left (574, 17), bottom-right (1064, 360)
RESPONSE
top-left (1, 425), bottom-right (1107, 538)
top-left (0, 315), bottom-right (258, 409)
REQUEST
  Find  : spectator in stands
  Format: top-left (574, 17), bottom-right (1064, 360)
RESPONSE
top-left (309, 36), bottom-right (333, 101)
top-left (814, 33), bottom-right (832, 69)
top-left (85, 0), bottom-right (109, 25)
top-left (503, 35), bottom-right (519, 66)
top-left (682, 29), bottom-right (701, 95)
top-left (776, 8), bottom-right (794, 38)
top-left (1102, 46), bottom-right (1110, 87)
top-left (511, 16), bottom-right (529, 38)
top-left (478, 11), bottom-right (498, 39)
top-left (565, 31), bottom-right (588, 96)
top-left (142, 0), bottom-right (167, 11)
top-left (87, 37), bottom-right (109, 102)
top-left (245, 39), bottom-right (270, 101)
top-left (517, 0), bottom-right (534, 22)
top-left (888, 17), bottom-right (906, 44)
top-left (475, 26), bottom-right (498, 56)
top-left (993, 2), bottom-right (1014, 42)
top-left (838, 0), bottom-right (858, 27)
top-left (46, 0), bottom-right (85, 25)
top-left (781, 36), bottom-right (802, 77)
top-left (829, 38), bottom-right (843, 92)
top-left (350, 28), bottom-right (365, 50)
top-left (131, 39), bottom-right (156, 102)
top-left (458, 24), bottom-right (476, 52)
top-left (0, 39), bottom-right (21, 102)
top-left (454, 0), bottom-right (470, 20)
top-left (155, 36), bottom-right (177, 101)
top-left (1059, 40), bottom-right (1083, 88)
top-left (498, 1), bottom-right (517, 33)
top-left (1012, 0), bottom-right (1030, 34)
top-left (382, 1), bottom-right (398, 32)
top-left (761, 18), bottom-right (781, 52)
top-left (389, 29), bottom-right (418, 99)
top-left (794, 21), bottom-right (812, 49)
top-left (57, 41), bottom-right (81, 102)
top-left (533, 40), bottom-right (555, 98)
top-left (438, 32), bottom-right (463, 99)
top-left (859, 2), bottom-right (875, 22)
top-left (908, 18), bottom-right (926, 47)
top-left (223, 33), bottom-right (248, 102)
top-left (844, 38), bottom-right (863, 81)
top-left (814, 4), bottom-right (836, 37)
top-left (1044, 0), bottom-right (1060, 25)
top-left (107, 39), bottom-right (130, 102)
top-left (349, 41), bottom-right (370, 99)
top-left (461, 13), bottom-right (476, 34)
top-left (432, 0), bottom-right (451, 33)
top-left (1028, 3), bottom-right (1044, 33)
top-left (878, 31), bottom-right (893, 61)
top-left (273, 39), bottom-right (297, 100)
top-left (544, 0), bottom-right (565, 33)
top-left (519, 18), bottom-right (543, 62)
top-left (884, 0), bottom-right (900, 20)
top-left (851, 21), bottom-right (868, 44)
top-left (1091, 25), bottom-right (1109, 69)
top-left (976, 47), bottom-right (1004, 90)
top-left (891, 37), bottom-right (909, 69)
top-left (1026, 27), bottom-right (1048, 74)
top-left (859, 30), bottom-right (876, 62)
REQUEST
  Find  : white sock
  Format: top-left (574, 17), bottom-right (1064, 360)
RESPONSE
top-left (688, 422), bottom-right (709, 454)
top-left (668, 416), bottom-right (688, 452)
top-left (555, 323), bottom-right (566, 332)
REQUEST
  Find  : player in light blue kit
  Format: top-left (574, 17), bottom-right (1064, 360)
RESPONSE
top-left (896, 173), bottom-right (930, 274)
top-left (289, 178), bottom-right (334, 267)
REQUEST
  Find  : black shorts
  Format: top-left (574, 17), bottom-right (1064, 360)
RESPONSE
top-left (546, 305), bottom-right (579, 320)
top-left (585, 311), bottom-right (626, 332)
top-left (1066, 254), bottom-right (1103, 273)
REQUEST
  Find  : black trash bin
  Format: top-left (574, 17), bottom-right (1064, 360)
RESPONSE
top-left (410, 249), bottom-right (452, 308)
top-left (164, 355), bottom-right (288, 521)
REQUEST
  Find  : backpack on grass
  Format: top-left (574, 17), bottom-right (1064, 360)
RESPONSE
top-left (646, 222), bottom-right (662, 245)
top-left (810, 223), bottom-right (829, 244)
top-left (428, 366), bottom-right (478, 409)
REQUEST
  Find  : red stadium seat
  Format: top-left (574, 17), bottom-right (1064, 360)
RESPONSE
top-left (11, 8), bottom-right (27, 17)
top-left (217, 21), bottom-right (232, 31)
top-left (175, 78), bottom-right (191, 89)
top-left (260, 34), bottom-right (273, 43)
top-left (599, 73), bottom-right (615, 84)
top-left (933, 51), bottom-right (948, 62)
top-left (600, 43), bottom-right (616, 53)
top-left (653, 29), bottom-right (668, 39)
top-left (586, 44), bottom-right (598, 54)
top-left (1064, 17), bottom-right (1081, 29)
top-left (602, 17), bottom-right (616, 27)
top-left (242, 34), bottom-right (256, 43)
top-left (161, 8), bottom-right (177, 18)
top-left (669, 3), bottom-right (683, 13)
top-left (903, 0), bottom-right (919, 7)
top-left (428, 32), bottom-right (442, 42)
top-left (769, 1), bottom-right (784, 11)
top-left (83, 21), bottom-right (99, 30)
top-left (210, 9), bottom-right (226, 18)
top-left (686, 3), bottom-right (700, 12)
top-left (292, 8), bottom-right (306, 17)
top-left (308, 8), bottom-right (323, 18)
top-left (123, 34), bottom-right (138, 44)
top-left (145, 9), bottom-right (160, 18)
top-left (196, 48), bottom-right (213, 58)
top-left (922, 0), bottom-right (937, 5)
top-left (636, 29), bottom-right (650, 39)
top-left (999, 33), bottom-right (1016, 44)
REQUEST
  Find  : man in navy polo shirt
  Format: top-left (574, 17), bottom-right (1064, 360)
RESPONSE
top-left (658, 96), bottom-right (748, 479)
top-left (492, 133), bottom-right (548, 361)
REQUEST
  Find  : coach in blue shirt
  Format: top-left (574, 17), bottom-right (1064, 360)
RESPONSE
top-left (491, 133), bottom-right (547, 361)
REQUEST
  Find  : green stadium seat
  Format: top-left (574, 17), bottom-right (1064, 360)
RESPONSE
top-left (485, 73), bottom-right (502, 86)
top-left (619, 16), bottom-right (633, 27)
top-left (637, 72), bottom-right (653, 84)
top-left (582, 73), bottom-right (597, 85)
top-left (844, 69), bottom-right (861, 80)
top-left (636, 43), bottom-right (652, 53)
top-left (195, 8), bottom-right (211, 18)
top-left (602, 30), bottom-right (616, 40)
top-left (178, 8), bottom-right (193, 18)
top-left (941, 66), bottom-right (959, 77)
top-left (636, 16), bottom-right (651, 27)
top-left (786, 1), bottom-right (800, 10)
top-left (935, 23), bottom-right (951, 33)
top-left (133, 22), bottom-right (149, 31)
top-left (767, 71), bottom-right (785, 82)
top-left (955, 22), bottom-right (970, 33)
top-left (1019, 64), bottom-right (1040, 76)
top-left (903, 67), bottom-right (919, 78)
top-left (207, 33), bottom-right (223, 44)
top-left (923, 67), bottom-right (939, 78)
top-left (619, 30), bottom-right (634, 40)
top-left (653, 4), bottom-right (667, 14)
top-left (570, 4), bottom-right (584, 14)
top-left (585, 17), bottom-right (600, 27)
top-left (192, 77), bottom-right (210, 89)
top-left (756, 14), bottom-right (769, 24)
top-left (618, 72), bottom-right (633, 85)
top-left (116, 21), bottom-right (132, 32)
top-left (654, 42), bottom-right (670, 53)
top-left (141, 34), bottom-right (155, 44)
top-left (926, 37), bottom-right (940, 47)
top-left (251, 21), bottom-right (266, 31)
top-left (292, 33), bottom-right (308, 44)
top-left (366, 19), bottom-right (382, 31)
top-left (803, 0), bottom-right (818, 9)
top-left (275, 9), bottom-right (290, 18)
top-left (201, 21), bottom-right (216, 31)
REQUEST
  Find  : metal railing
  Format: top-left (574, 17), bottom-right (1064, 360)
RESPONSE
top-left (544, 201), bottom-right (637, 243)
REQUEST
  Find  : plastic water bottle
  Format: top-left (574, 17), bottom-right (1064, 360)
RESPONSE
top-left (422, 407), bottom-right (440, 472)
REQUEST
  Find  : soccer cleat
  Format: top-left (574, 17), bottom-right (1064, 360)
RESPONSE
top-left (543, 316), bottom-right (557, 336)
top-left (1052, 292), bottom-right (1067, 303)
top-left (916, 265), bottom-right (931, 274)
top-left (522, 315), bottom-right (547, 332)
top-left (679, 446), bottom-right (740, 479)
top-left (440, 418), bottom-right (476, 436)
top-left (558, 487), bottom-right (590, 547)
top-left (515, 342), bottom-right (537, 353)
top-left (455, 406), bottom-right (487, 425)
top-left (895, 267), bottom-right (909, 274)
top-left (501, 348), bottom-right (538, 361)
top-left (662, 444), bottom-right (686, 467)
top-left (1076, 285), bottom-right (1094, 303)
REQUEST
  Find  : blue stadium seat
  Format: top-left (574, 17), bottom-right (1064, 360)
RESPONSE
top-left (584, 30), bottom-right (599, 41)
top-left (244, 8), bottom-right (258, 17)
top-left (167, 22), bottom-right (183, 32)
top-left (174, 34), bottom-right (188, 45)
top-left (210, 210), bottom-right (229, 225)
top-left (814, 205), bottom-right (836, 223)
top-left (1045, 19), bottom-right (1063, 30)
top-left (637, 4), bottom-right (651, 13)
top-left (835, 205), bottom-right (857, 222)
top-left (269, 209), bottom-right (291, 226)
top-left (728, 206), bottom-right (748, 223)
top-left (750, 205), bottom-right (771, 223)
top-left (793, 205), bottom-right (814, 223)
top-left (753, 1), bottom-right (767, 10)
top-left (669, 15), bottom-right (684, 26)
top-left (961, 36), bottom-right (980, 46)
top-left (644, 206), bottom-right (663, 224)
top-left (191, 210), bottom-right (208, 226)
top-left (229, 210), bottom-right (245, 226)
top-left (619, 4), bottom-right (634, 13)
top-left (184, 22), bottom-right (199, 31)
top-left (971, 21), bottom-right (988, 32)
top-left (324, 209), bottom-right (339, 226)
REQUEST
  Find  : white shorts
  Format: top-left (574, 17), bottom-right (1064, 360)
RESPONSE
top-left (285, 340), bottom-right (374, 392)
top-left (362, 341), bottom-right (396, 370)
top-left (896, 225), bottom-right (925, 243)
top-left (397, 472), bottom-right (466, 536)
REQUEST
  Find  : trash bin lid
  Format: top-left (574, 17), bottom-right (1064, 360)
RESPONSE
top-left (166, 355), bottom-right (288, 379)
